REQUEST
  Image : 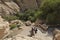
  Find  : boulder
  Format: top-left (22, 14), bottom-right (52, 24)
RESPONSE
top-left (25, 21), bottom-right (31, 26)
top-left (10, 20), bottom-right (25, 26)
top-left (54, 33), bottom-right (60, 40)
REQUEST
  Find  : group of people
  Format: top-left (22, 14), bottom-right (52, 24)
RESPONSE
top-left (30, 27), bottom-right (38, 37)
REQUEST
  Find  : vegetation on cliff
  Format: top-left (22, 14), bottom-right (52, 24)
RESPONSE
top-left (1, 0), bottom-right (60, 25)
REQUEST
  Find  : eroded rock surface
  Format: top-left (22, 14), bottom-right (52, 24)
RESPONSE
top-left (3, 24), bottom-right (52, 40)
top-left (0, 0), bottom-right (20, 15)
top-left (0, 16), bottom-right (10, 39)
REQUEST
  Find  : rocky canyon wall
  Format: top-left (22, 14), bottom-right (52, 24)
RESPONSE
top-left (0, 0), bottom-right (41, 13)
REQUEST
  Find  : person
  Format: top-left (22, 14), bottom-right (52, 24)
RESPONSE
top-left (30, 27), bottom-right (35, 37)
top-left (30, 27), bottom-right (38, 36)
top-left (34, 27), bottom-right (38, 34)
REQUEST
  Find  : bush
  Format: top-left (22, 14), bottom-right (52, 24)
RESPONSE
top-left (2, 15), bottom-right (19, 21)
top-left (15, 9), bottom-right (38, 22)
top-left (39, 0), bottom-right (60, 25)
top-left (10, 24), bottom-right (17, 30)
top-left (24, 9), bottom-right (41, 22)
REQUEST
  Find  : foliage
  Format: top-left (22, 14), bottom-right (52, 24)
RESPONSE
top-left (2, 15), bottom-right (19, 21)
top-left (10, 24), bottom-right (17, 30)
top-left (39, 0), bottom-right (60, 25)
top-left (15, 9), bottom-right (41, 22)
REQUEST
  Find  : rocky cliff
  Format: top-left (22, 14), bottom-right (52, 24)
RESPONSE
top-left (0, 0), bottom-right (41, 14)
top-left (0, 0), bottom-right (20, 15)
top-left (13, 0), bottom-right (42, 12)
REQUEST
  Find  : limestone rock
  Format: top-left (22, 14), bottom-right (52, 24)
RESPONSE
top-left (0, 0), bottom-right (42, 13)
top-left (0, 16), bottom-right (10, 39)
top-left (0, 1), bottom-right (20, 15)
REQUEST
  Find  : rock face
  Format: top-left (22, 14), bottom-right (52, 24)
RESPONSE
top-left (0, 0), bottom-right (20, 15)
top-left (12, 0), bottom-right (39, 11)
top-left (19, 0), bottom-right (38, 11)
top-left (0, 0), bottom-right (42, 13)
top-left (14, 0), bottom-right (42, 12)
top-left (0, 16), bottom-right (10, 39)
top-left (4, 34), bottom-right (39, 40)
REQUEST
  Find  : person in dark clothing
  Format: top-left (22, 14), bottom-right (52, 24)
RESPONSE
top-left (30, 27), bottom-right (35, 37)
top-left (34, 27), bottom-right (38, 34)
top-left (29, 27), bottom-right (38, 37)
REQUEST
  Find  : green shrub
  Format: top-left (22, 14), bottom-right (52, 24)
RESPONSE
top-left (39, 0), bottom-right (60, 25)
top-left (2, 15), bottom-right (19, 21)
top-left (10, 24), bottom-right (17, 30)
